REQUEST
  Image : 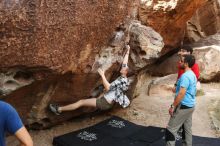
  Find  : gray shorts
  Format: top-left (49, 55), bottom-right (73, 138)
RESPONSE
top-left (96, 96), bottom-right (113, 111)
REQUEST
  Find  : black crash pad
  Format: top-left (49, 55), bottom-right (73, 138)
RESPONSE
top-left (53, 116), bottom-right (220, 146)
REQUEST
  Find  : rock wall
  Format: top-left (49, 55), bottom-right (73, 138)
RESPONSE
top-left (0, 0), bottom-right (133, 73)
top-left (138, 0), bottom-right (207, 54)
top-left (0, 0), bottom-right (165, 128)
top-left (185, 0), bottom-right (220, 43)
top-left (0, 0), bottom-right (208, 128)
top-left (0, 0), bottom-right (134, 128)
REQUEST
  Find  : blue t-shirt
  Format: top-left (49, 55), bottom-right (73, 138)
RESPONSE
top-left (0, 101), bottom-right (23, 146)
top-left (176, 70), bottom-right (197, 107)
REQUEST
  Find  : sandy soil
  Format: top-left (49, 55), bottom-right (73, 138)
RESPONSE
top-left (6, 83), bottom-right (220, 146)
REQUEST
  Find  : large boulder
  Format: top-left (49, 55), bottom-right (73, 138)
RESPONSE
top-left (0, 0), bottom-right (207, 128)
top-left (131, 72), bottom-right (176, 98)
top-left (139, 0), bottom-right (207, 54)
top-left (129, 20), bottom-right (164, 69)
top-left (193, 45), bottom-right (220, 82)
top-left (185, 0), bottom-right (220, 43)
top-left (0, 0), bottom-right (131, 73)
top-left (0, 0), bottom-right (164, 129)
top-left (191, 33), bottom-right (220, 82)
top-left (148, 74), bottom-right (177, 97)
top-left (0, 0), bottom-right (134, 128)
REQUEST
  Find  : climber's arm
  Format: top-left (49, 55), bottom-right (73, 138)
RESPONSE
top-left (122, 45), bottom-right (130, 65)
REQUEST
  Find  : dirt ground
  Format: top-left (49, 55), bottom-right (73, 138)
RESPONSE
top-left (6, 83), bottom-right (220, 146)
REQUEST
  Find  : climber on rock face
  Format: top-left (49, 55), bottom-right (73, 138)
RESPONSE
top-left (49, 45), bottom-right (131, 115)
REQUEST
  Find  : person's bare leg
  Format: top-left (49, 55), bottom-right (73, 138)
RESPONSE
top-left (59, 98), bottom-right (97, 112)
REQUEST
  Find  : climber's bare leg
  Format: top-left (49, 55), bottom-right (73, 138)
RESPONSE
top-left (59, 98), bottom-right (97, 112)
